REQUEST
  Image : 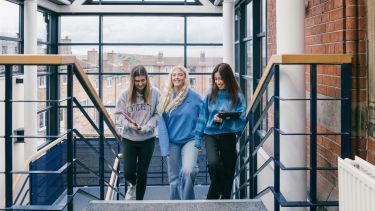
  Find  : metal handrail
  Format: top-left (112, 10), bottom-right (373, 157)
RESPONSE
top-left (234, 54), bottom-right (353, 209)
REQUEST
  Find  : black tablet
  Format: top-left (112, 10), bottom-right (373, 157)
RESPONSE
top-left (217, 111), bottom-right (242, 120)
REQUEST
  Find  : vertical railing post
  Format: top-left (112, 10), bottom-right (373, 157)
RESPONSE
top-left (248, 112), bottom-right (255, 199)
top-left (161, 156), bottom-right (164, 185)
top-left (5, 65), bottom-right (13, 208)
top-left (116, 165), bottom-right (120, 200)
top-left (341, 64), bottom-right (351, 158)
top-left (310, 64), bottom-right (318, 211)
top-left (67, 65), bottom-right (74, 211)
top-left (239, 128), bottom-right (246, 198)
top-left (99, 116), bottom-right (105, 200)
top-left (99, 15), bottom-right (105, 200)
top-left (273, 64), bottom-right (280, 211)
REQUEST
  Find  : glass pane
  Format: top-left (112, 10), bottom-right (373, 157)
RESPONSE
top-left (102, 46), bottom-right (184, 72)
top-left (59, 46), bottom-right (99, 73)
top-left (187, 17), bottom-right (223, 43)
top-left (38, 12), bottom-right (48, 42)
top-left (0, 40), bottom-right (19, 54)
top-left (245, 41), bottom-right (253, 99)
top-left (59, 74), bottom-right (99, 134)
top-left (246, 2), bottom-right (253, 37)
top-left (0, 1), bottom-right (19, 38)
top-left (38, 44), bottom-right (47, 54)
top-left (187, 46), bottom-right (222, 97)
top-left (0, 41), bottom-right (19, 73)
top-left (37, 74), bottom-right (47, 136)
top-left (261, 37), bottom-right (267, 70)
top-left (261, 0), bottom-right (267, 32)
top-left (103, 16), bottom-right (184, 43)
top-left (60, 16), bottom-right (99, 43)
top-left (187, 46), bottom-right (223, 72)
top-left (189, 74), bottom-right (211, 98)
top-left (235, 13), bottom-right (239, 41)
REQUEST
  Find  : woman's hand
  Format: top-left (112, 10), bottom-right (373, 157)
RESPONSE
top-left (131, 123), bottom-right (142, 131)
top-left (214, 114), bottom-right (223, 124)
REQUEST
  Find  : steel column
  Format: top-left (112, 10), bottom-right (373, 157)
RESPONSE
top-left (99, 15), bottom-right (105, 200)
top-left (273, 64), bottom-right (280, 211)
top-left (340, 64), bottom-right (351, 158)
top-left (67, 65), bottom-right (74, 211)
top-left (310, 64), bottom-right (317, 211)
top-left (5, 65), bottom-right (13, 208)
top-left (249, 112), bottom-right (256, 199)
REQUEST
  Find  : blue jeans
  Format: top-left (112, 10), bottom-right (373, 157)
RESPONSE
top-left (167, 140), bottom-right (199, 200)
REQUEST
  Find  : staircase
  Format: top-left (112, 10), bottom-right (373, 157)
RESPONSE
top-left (85, 199), bottom-right (267, 211)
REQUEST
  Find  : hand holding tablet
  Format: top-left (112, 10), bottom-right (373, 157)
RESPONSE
top-left (217, 111), bottom-right (242, 120)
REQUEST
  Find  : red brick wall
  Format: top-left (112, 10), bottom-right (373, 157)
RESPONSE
top-left (305, 0), bottom-right (368, 161)
top-left (267, 0), bottom-right (276, 61)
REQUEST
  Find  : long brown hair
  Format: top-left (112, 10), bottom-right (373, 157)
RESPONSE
top-left (210, 63), bottom-right (241, 109)
top-left (127, 65), bottom-right (151, 104)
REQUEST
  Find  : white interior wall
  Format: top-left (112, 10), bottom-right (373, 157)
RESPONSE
top-left (0, 77), bottom-right (25, 205)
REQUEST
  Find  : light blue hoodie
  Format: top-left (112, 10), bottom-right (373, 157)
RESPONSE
top-left (158, 89), bottom-right (203, 156)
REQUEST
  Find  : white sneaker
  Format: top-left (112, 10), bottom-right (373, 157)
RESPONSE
top-left (125, 183), bottom-right (136, 200)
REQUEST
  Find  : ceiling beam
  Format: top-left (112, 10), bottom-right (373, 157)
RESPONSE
top-left (48, 0), bottom-right (72, 5)
top-left (58, 5), bottom-right (221, 14)
top-left (38, 0), bottom-right (61, 12)
top-left (39, 0), bottom-right (221, 14)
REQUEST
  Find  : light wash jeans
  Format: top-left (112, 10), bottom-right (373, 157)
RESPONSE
top-left (167, 140), bottom-right (199, 200)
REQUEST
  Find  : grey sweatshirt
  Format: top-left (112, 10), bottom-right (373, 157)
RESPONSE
top-left (115, 87), bottom-right (160, 141)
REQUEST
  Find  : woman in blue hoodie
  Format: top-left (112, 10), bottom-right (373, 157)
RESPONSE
top-left (195, 63), bottom-right (246, 199)
top-left (158, 65), bottom-right (203, 200)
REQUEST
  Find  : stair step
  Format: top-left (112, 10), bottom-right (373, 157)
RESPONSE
top-left (85, 199), bottom-right (267, 211)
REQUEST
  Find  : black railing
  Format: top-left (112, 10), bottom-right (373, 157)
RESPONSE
top-left (233, 54), bottom-right (352, 211)
top-left (0, 56), bottom-right (121, 210)
top-left (0, 55), bottom-right (210, 211)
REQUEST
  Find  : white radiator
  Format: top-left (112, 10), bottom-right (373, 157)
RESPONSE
top-left (338, 156), bottom-right (375, 211)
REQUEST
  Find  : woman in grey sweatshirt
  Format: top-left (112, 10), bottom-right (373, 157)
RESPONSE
top-left (115, 65), bottom-right (160, 200)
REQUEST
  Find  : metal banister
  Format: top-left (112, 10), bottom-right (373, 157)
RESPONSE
top-left (234, 54), bottom-right (353, 210)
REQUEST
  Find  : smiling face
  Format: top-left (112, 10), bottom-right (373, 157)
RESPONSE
top-left (214, 71), bottom-right (225, 90)
top-left (134, 75), bottom-right (147, 92)
top-left (171, 68), bottom-right (186, 91)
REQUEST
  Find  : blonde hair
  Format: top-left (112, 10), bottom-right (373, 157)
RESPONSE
top-left (158, 65), bottom-right (190, 114)
top-left (127, 65), bottom-right (151, 104)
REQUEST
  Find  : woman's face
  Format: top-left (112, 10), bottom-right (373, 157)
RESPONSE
top-left (214, 71), bottom-right (225, 90)
top-left (171, 69), bottom-right (185, 89)
top-left (134, 75), bottom-right (147, 92)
